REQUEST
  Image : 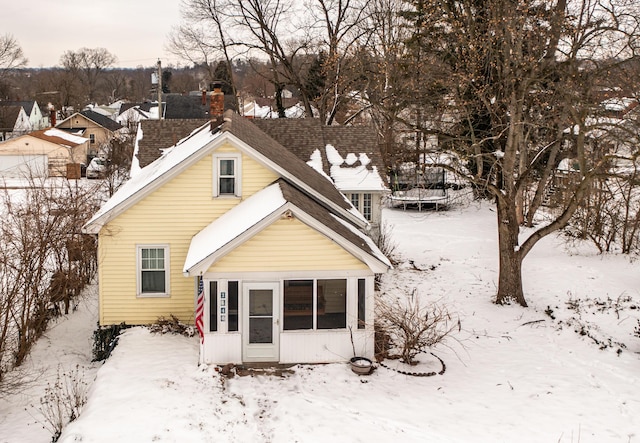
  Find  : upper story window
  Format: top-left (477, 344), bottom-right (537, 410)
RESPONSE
top-left (350, 193), bottom-right (373, 222)
top-left (89, 134), bottom-right (95, 144)
top-left (137, 245), bottom-right (170, 297)
top-left (213, 153), bottom-right (241, 197)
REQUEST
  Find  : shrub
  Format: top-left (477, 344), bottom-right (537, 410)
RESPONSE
top-left (37, 365), bottom-right (89, 442)
top-left (92, 322), bottom-right (127, 362)
top-left (376, 290), bottom-right (460, 365)
top-left (149, 315), bottom-right (195, 337)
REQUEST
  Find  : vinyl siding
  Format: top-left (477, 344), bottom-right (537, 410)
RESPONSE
top-left (98, 142), bottom-right (278, 325)
top-left (209, 217), bottom-right (368, 273)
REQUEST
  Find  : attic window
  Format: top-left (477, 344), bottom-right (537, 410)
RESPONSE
top-left (213, 153), bottom-right (241, 197)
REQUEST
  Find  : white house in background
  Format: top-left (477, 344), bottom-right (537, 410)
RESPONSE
top-left (0, 105), bottom-right (31, 141)
top-left (0, 128), bottom-right (89, 177)
top-left (0, 100), bottom-right (48, 134)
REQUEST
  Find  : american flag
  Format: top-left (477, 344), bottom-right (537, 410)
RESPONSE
top-left (195, 276), bottom-right (204, 344)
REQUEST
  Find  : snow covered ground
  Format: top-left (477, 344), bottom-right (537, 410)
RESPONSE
top-left (1, 201), bottom-right (639, 442)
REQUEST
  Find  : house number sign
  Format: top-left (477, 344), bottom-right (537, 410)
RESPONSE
top-left (220, 292), bottom-right (226, 321)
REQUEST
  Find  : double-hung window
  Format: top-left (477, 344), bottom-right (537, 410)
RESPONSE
top-left (213, 153), bottom-right (241, 197)
top-left (137, 245), bottom-right (170, 296)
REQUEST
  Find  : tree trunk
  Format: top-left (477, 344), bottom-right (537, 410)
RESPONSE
top-left (495, 196), bottom-right (528, 307)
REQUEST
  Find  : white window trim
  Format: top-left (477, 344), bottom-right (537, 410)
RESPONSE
top-left (212, 153), bottom-right (242, 197)
top-left (136, 244), bottom-right (170, 297)
top-left (350, 192), bottom-right (372, 222)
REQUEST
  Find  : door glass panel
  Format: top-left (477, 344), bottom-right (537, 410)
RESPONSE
top-left (249, 289), bottom-right (273, 344)
top-left (249, 318), bottom-right (273, 343)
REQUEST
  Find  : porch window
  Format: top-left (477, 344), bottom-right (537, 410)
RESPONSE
top-left (283, 280), bottom-right (313, 330)
top-left (357, 279), bottom-right (366, 329)
top-left (209, 281), bottom-right (217, 332)
top-left (213, 153), bottom-right (241, 197)
top-left (317, 279), bottom-right (346, 329)
top-left (284, 279), bottom-right (347, 330)
top-left (228, 281), bottom-right (239, 332)
top-left (137, 245), bottom-right (169, 296)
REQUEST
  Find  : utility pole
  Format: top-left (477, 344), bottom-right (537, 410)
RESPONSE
top-left (157, 59), bottom-right (163, 120)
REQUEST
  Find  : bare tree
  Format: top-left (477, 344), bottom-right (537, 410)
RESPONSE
top-left (309, 0), bottom-right (376, 125)
top-left (0, 34), bottom-right (27, 74)
top-left (0, 34), bottom-right (28, 98)
top-left (59, 48), bottom-right (117, 104)
top-left (404, 0), bottom-right (640, 306)
top-left (0, 174), bottom-right (99, 388)
top-left (169, 0), bottom-right (239, 107)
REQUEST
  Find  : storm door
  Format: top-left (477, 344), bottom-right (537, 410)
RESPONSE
top-left (242, 282), bottom-right (280, 362)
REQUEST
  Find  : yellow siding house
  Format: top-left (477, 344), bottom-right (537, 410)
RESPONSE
top-left (84, 111), bottom-right (390, 365)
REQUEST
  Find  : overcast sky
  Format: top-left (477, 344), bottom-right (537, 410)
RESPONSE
top-left (5, 1), bottom-right (183, 68)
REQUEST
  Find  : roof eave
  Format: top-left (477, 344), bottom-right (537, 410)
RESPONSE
top-left (225, 132), bottom-right (368, 229)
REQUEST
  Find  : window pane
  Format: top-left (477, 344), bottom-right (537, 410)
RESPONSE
top-left (142, 248), bottom-right (164, 270)
top-left (209, 281), bottom-right (217, 332)
top-left (228, 281), bottom-right (239, 332)
top-left (363, 193), bottom-right (372, 221)
top-left (358, 279), bottom-right (366, 329)
top-left (141, 270), bottom-right (165, 292)
top-left (283, 280), bottom-right (313, 330)
top-left (350, 193), bottom-right (359, 209)
top-left (249, 290), bottom-right (273, 316)
top-left (317, 279), bottom-right (346, 329)
top-left (249, 318), bottom-right (273, 343)
top-left (219, 177), bottom-right (235, 194)
top-left (219, 159), bottom-right (234, 175)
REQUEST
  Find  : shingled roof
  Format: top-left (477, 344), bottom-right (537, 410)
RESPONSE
top-left (221, 112), bottom-right (356, 215)
top-left (86, 111), bottom-right (367, 234)
top-left (252, 118), bottom-right (387, 189)
top-left (79, 110), bottom-right (123, 132)
top-left (136, 119), bottom-right (208, 168)
top-left (0, 105), bottom-right (23, 131)
top-left (0, 100), bottom-right (36, 115)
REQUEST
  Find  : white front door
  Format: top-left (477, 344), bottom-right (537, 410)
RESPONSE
top-left (242, 282), bottom-right (280, 362)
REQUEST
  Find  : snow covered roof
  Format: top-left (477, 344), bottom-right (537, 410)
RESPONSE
top-left (28, 128), bottom-right (88, 147)
top-left (323, 144), bottom-right (386, 192)
top-left (132, 119), bottom-right (208, 171)
top-left (183, 179), bottom-right (390, 276)
top-left (252, 119), bottom-right (388, 192)
top-left (84, 111), bottom-right (367, 234)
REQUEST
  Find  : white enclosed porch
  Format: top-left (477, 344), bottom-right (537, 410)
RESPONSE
top-left (198, 272), bottom-right (376, 365)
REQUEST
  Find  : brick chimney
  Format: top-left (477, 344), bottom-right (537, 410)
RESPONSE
top-left (50, 107), bottom-right (56, 127)
top-left (210, 83), bottom-right (224, 131)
